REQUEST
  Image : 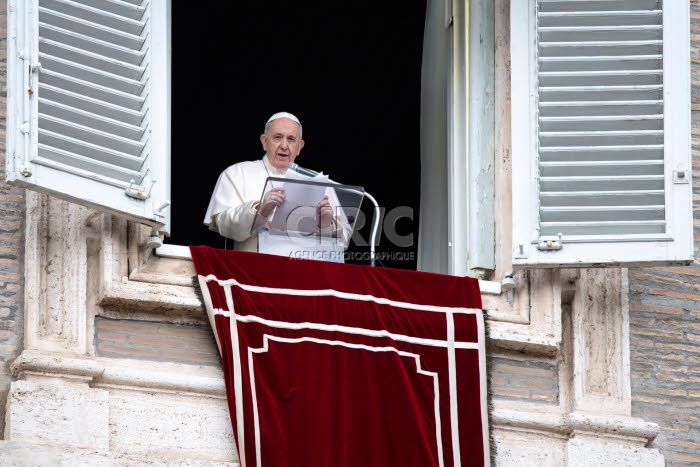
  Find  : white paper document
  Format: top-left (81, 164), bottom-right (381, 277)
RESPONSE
top-left (269, 170), bottom-right (329, 233)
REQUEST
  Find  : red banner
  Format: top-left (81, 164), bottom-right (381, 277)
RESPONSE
top-left (190, 246), bottom-right (488, 467)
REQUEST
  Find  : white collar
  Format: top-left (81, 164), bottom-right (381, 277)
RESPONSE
top-left (262, 155), bottom-right (287, 176)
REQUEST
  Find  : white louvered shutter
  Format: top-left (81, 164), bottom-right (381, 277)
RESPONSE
top-left (511, 0), bottom-right (691, 268)
top-left (6, 0), bottom-right (171, 231)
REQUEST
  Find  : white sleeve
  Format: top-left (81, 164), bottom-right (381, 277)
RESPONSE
top-left (203, 164), bottom-right (261, 242)
top-left (215, 201), bottom-right (260, 242)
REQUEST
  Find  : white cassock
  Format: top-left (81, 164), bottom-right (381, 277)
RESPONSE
top-left (203, 155), bottom-right (352, 252)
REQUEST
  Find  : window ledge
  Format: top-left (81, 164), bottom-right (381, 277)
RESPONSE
top-left (156, 244), bottom-right (192, 259)
top-left (156, 244), bottom-right (503, 294)
top-left (147, 245), bottom-right (558, 355)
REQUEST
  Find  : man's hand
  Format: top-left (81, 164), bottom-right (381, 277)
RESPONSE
top-left (317, 195), bottom-right (333, 229)
top-left (259, 187), bottom-right (285, 217)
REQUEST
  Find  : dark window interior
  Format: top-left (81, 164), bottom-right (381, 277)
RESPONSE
top-left (170, 1), bottom-right (426, 270)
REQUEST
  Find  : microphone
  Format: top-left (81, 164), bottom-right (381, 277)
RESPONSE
top-left (287, 162), bottom-right (319, 178)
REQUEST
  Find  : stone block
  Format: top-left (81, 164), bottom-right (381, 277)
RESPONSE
top-left (566, 438), bottom-right (664, 467)
top-left (107, 390), bottom-right (237, 462)
top-left (5, 380), bottom-right (109, 450)
top-left (492, 428), bottom-right (566, 466)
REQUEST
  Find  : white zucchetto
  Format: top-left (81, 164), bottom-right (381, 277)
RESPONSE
top-left (265, 112), bottom-right (302, 138)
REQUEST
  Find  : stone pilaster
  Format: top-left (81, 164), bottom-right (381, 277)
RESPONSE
top-left (566, 268), bottom-right (664, 466)
top-left (6, 193), bottom-right (109, 448)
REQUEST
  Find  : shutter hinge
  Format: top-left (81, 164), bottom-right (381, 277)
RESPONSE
top-left (126, 179), bottom-right (155, 200)
top-left (537, 233), bottom-right (563, 251)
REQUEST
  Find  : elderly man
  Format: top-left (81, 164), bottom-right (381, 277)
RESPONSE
top-left (204, 112), bottom-right (349, 252)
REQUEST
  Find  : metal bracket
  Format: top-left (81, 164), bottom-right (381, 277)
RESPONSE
top-left (445, 0), bottom-right (453, 28)
top-left (537, 232), bottom-right (563, 251)
top-left (501, 270), bottom-right (516, 304)
top-left (27, 62), bottom-right (41, 95)
top-left (125, 179), bottom-right (155, 200)
top-left (143, 229), bottom-right (165, 260)
top-left (156, 201), bottom-right (171, 213)
top-left (146, 234), bottom-right (163, 249)
top-left (514, 243), bottom-right (528, 259)
top-left (673, 169), bottom-right (690, 184)
top-left (17, 121), bottom-right (32, 176)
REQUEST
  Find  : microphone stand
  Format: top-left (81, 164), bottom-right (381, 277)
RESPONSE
top-left (362, 191), bottom-right (381, 267)
top-left (288, 163), bottom-right (381, 266)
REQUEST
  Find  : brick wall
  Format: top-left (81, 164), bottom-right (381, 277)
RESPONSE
top-left (488, 353), bottom-right (559, 405)
top-left (627, 3), bottom-right (700, 465)
top-left (95, 317), bottom-right (220, 367)
top-left (0, 0), bottom-right (25, 440)
top-left (629, 273), bottom-right (700, 466)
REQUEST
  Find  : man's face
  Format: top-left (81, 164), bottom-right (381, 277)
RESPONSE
top-left (260, 118), bottom-right (305, 171)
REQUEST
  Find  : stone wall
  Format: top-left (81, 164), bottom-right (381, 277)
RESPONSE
top-left (0, 0), bottom-right (25, 440)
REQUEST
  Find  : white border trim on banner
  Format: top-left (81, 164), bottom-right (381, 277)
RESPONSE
top-left (248, 335), bottom-right (444, 467)
top-left (198, 274), bottom-right (489, 467)
top-left (200, 275), bottom-right (478, 315)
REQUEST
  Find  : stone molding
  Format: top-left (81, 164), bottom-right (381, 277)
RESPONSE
top-left (492, 408), bottom-right (660, 444)
top-left (11, 349), bottom-right (226, 397)
top-left (11, 349), bottom-right (103, 382)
